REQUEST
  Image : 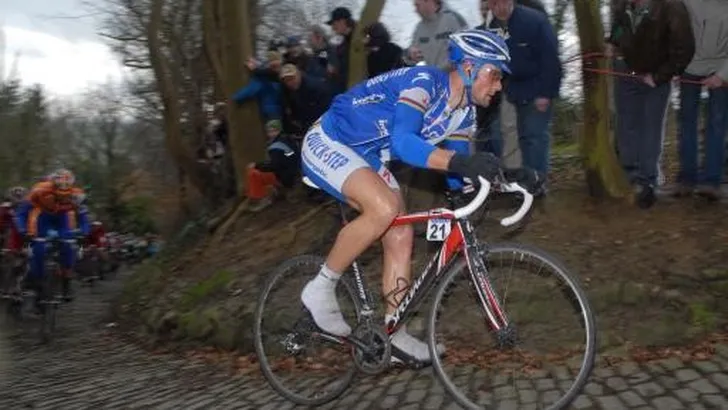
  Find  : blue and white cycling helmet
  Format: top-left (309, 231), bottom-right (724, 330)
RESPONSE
top-left (448, 29), bottom-right (511, 92)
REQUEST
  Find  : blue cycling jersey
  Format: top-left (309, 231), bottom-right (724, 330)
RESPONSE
top-left (320, 66), bottom-right (474, 163)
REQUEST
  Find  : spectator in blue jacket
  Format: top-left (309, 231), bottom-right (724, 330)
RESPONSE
top-left (485, 0), bottom-right (561, 183)
top-left (231, 51), bottom-right (284, 122)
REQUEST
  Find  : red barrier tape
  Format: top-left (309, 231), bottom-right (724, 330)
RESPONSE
top-left (560, 52), bottom-right (722, 86)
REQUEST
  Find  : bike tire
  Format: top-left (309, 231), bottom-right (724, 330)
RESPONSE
top-left (40, 272), bottom-right (60, 343)
top-left (253, 254), bottom-right (360, 406)
top-left (427, 242), bottom-right (597, 410)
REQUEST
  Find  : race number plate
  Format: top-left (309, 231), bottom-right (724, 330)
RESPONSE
top-left (426, 218), bottom-right (451, 241)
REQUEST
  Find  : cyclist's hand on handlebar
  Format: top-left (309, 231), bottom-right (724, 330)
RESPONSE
top-left (447, 152), bottom-right (501, 184)
top-left (502, 167), bottom-right (545, 195)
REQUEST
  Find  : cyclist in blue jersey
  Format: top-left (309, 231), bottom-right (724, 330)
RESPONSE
top-left (300, 29), bottom-right (542, 364)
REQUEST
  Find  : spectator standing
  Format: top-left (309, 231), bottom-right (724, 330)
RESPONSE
top-left (231, 51), bottom-right (284, 123)
top-left (364, 22), bottom-right (404, 78)
top-left (608, 0), bottom-right (694, 208)
top-left (327, 7), bottom-right (356, 94)
top-left (308, 25), bottom-right (333, 72)
top-left (245, 120), bottom-right (300, 212)
top-left (484, 0), bottom-right (561, 189)
top-left (674, 0), bottom-right (728, 201)
top-left (474, 0), bottom-right (547, 163)
top-left (279, 64), bottom-right (334, 137)
top-left (407, 0), bottom-right (468, 70)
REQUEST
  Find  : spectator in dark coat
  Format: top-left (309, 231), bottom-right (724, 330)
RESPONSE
top-left (480, 0), bottom-right (561, 189)
top-left (364, 22), bottom-right (405, 78)
top-left (327, 7), bottom-right (356, 94)
top-left (279, 64), bottom-right (333, 136)
top-left (474, 0), bottom-right (547, 157)
top-left (246, 119), bottom-right (300, 211)
top-left (608, 0), bottom-right (694, 208)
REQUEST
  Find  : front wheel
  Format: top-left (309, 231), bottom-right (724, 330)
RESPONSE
top-left (428, 242), bottom-right (596, 410)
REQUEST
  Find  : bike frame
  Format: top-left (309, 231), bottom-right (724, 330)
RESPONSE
top-left (329, 177), bottom-right (538, 344)
top-left (342, 201), bottom-right (511, 340)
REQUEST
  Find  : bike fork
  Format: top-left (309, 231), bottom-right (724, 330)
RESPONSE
top-left (460, 222), bottom-right (514, 346)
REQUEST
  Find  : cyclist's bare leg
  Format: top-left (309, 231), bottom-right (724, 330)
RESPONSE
top-left (379, 203), bottom-right (445, 362)
top-left (302, 168), bottom-right (400, 336)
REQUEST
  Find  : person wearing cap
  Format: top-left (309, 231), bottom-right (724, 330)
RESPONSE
top-left (279, 63), bottom-right (333, 136)
top-left (326, 7), bottom-right (356, 93)
top-left (231, 50), bottom-right (284, 123)
top-left (245, 119), bottom-right (300, 211)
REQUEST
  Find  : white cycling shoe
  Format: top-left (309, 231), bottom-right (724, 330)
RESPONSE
top-left (300, 280), bottom-right (352, 337)
top-left (391, 328), bottom-right (446, 365)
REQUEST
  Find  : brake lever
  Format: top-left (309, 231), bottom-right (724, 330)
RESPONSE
top-left (498, 182), bottom-right (534, 226)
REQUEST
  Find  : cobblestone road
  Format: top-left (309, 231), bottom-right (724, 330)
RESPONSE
top-left (0, 274), bottom-right (727, 409)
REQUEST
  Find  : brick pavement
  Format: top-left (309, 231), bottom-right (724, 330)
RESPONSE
top-left (0, 273), bottom-right (727, 409)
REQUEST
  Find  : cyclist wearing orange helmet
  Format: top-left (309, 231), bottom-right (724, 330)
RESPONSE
top-left (16, 168), bottom-right (89, 301)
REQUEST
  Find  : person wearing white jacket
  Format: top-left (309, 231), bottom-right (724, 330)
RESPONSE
top-left (675, 0), bottom-right (728, 200)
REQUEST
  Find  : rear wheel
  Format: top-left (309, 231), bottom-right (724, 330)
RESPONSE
top-left (428, 242), bottom-right (596, 409)
top-left (254, 255), bottom-right (361, 406)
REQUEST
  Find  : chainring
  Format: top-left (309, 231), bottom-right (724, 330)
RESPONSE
top-left (351, 325), bottom-right (391, 375)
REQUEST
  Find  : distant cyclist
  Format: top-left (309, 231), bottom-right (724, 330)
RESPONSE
top-left (17, 169), bottom-right (89, 302)
top-left (300, 29), bottom-right (542, 364)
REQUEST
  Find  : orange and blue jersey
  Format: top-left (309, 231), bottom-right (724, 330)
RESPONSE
top-left (16, 182), bottom-right (89, 280)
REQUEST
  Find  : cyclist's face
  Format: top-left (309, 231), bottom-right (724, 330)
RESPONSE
top-left (471, 64), bottom-right (503, 107)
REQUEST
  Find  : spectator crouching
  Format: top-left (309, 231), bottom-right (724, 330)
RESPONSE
top-left (246, 120), bottom-right (300, 212)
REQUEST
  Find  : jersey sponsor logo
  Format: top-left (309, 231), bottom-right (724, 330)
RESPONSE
top-left (375, 119), bottom-right (389, 138)
top-left (352, 93), bottom-right (386, 106)
top-left (305, 132), bottom-right (350, 170)
top-left (365, 67), bottom-right (410, 87)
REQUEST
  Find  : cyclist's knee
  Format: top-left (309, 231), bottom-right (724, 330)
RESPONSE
top-left (365, 190), bottom-right (400, 227)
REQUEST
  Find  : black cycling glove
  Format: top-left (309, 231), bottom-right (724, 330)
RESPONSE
top-left (447, 152), bottom-right (502, 184)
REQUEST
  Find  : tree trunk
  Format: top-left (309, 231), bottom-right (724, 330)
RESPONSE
top-left (346, 0), bottom-right (386, 88)
top-left (218, 0), bottom-right (266, 197)
top-left (147, 0), bottom-right (213, 198)
top-left (573, 0), bottom-right (631, 198)
top-left (202, 0), bottom-right (225, 99)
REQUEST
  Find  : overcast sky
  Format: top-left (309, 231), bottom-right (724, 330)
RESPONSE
top-left (1, 0), bottom-right (578, 97)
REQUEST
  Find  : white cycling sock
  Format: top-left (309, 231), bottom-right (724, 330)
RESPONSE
top-left (301, 264), bottom-right (351, 337)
